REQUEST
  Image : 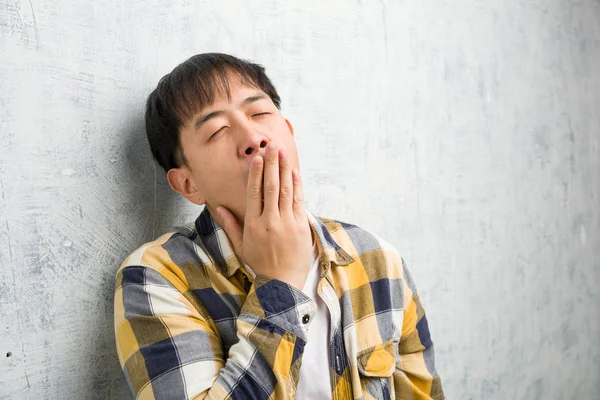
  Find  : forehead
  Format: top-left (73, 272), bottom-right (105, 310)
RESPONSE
top-left (209, 70), bottom-right (265, 104)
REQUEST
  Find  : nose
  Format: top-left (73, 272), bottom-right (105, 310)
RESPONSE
top-left (239, 128), bottom-right (269, 159)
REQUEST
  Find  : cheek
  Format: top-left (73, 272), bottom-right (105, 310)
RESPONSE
top-left (200, 158), bottom-right (246, 190)
top-left (279, 136), bottom-right (299, 165)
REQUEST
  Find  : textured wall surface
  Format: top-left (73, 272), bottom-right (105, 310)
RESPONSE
top-left (1, 1), bottom-right (599, 399)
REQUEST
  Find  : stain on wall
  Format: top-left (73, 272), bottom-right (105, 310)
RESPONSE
top-left (1, 0), bottom-right (599, 399)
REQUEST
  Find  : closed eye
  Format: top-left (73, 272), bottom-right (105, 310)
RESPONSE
top-left (209, 113), bottom-right (270, 140)
top-left (209, 126), bottom-right (227, 140)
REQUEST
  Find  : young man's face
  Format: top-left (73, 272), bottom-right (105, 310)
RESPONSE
top-left (168, 71), bottom-right (299, 226)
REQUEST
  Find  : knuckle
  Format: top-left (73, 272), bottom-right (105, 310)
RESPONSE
top-left (248, 186), bottom-right (261, 198)
top-left (247, 223), bottom-right (259, 234)
top-left (280, 185), bottom-right (292, 196)
top-left (264, 184), bottom-right (278, 194)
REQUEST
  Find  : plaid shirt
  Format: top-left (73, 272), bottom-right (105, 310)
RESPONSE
top-left (114, 208), bottom-right (444, 399)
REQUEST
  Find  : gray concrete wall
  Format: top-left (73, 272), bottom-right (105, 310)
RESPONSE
top-left (1, 1), bottom-right (599, 399)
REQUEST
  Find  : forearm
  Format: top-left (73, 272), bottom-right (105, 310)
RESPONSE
top-left (203, 276), bottom-right (314, 399)
top-left (115, 266), bottom-right (314, 399)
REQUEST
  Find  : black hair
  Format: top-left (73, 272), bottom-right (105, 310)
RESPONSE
top-left (145, 53), bottom-right (281, 172)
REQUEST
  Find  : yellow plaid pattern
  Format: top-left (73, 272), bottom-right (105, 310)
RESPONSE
top-left (114, 208), bottom-right (444, 399)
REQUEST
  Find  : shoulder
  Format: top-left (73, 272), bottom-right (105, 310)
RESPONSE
top-left (115, 224), bottom-right (209, 289)
top-left (316, 214), bottom-right (406, 272)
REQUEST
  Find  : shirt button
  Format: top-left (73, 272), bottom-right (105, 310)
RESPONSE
top-left (302, 314), bottom-right (310, 324)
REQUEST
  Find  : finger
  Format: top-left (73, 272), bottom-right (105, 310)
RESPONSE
top-left (246, 156), bottom-right (264, 218)
top-left (215, 206), bottom-right (243, 253)
top-left (263, 142), bottom-right (280, 215)
top-left (291, 168), bottom-right (306, 219)
top-left (278, 149), bottom-right (293, 215)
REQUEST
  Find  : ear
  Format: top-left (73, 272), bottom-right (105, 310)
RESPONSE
top-left (285, 118), bottom-right (295, 137)
top-left (167, 167), bottom-right (206, 206)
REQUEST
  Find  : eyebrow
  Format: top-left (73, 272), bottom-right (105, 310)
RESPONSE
top-left (194, 94), bottom-right (268, 131)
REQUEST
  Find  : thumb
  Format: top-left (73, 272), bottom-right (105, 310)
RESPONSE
top-left (215, 206), bottom-right (243, 253)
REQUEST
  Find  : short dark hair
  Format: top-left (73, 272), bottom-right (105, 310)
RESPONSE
top-left (145, 53), bottom-right (282, 172)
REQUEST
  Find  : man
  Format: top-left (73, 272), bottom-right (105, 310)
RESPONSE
top-left (114, 52), bottom-right (444, 399)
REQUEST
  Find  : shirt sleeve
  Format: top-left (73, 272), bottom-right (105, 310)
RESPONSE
top-left (114, 265), bottom-right (315, 399)
top-left (393, 258), bottom-right (445, 400)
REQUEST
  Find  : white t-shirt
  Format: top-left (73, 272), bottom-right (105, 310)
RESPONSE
top-left (243, 236), bottom-right (332, 399)
top-left (295, 240), bottom-right (332, 399)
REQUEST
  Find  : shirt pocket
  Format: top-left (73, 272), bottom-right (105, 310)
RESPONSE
top-left (356, 337), bottom-right (398, 399)
top-left (357, 337), bottom-right (398, 377)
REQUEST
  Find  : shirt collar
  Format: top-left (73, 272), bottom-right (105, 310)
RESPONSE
top-left (193, 206), bottom-right (355, 278)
